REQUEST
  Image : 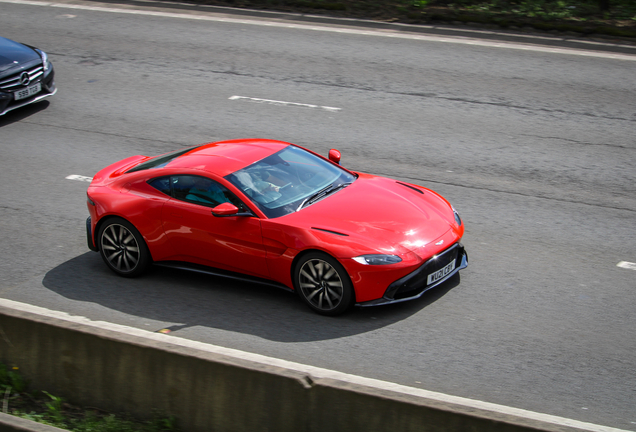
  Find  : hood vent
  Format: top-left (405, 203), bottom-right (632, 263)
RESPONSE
top-left (311, 227), bottom-right (349, 236)
top-left (396, 181), bottom-right (424, 194)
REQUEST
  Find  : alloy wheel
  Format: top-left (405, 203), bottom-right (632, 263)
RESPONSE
top-left (298, 258), bottom-right (345, 312)
top-left (100, 223), bottom-right (141, 273)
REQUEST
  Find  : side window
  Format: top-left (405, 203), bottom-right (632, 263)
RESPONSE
top-left (148, 177), bottom-right (171, 195)
top-left (171, 175), bottom-right (251, 212)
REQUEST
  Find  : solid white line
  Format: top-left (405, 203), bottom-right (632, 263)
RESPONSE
top-left (2, 0), bottom-right (635, 61)
top-left (229, 95), bottom-right (341, 112)
top-left (617, 261), bottom-right (636, 270)
top-left (0, 297), bottom-right (632, 432)
top-left (66, 174), bottom-right (93, 182)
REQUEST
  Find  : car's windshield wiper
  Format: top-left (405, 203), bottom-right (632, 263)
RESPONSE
top-left (297, 182), bottom-right (352, 211)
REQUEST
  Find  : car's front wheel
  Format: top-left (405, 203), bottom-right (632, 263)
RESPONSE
top-left (294, 252), bottom-right (354, 316)
top-left (98, 217), bottom-right (150, 277)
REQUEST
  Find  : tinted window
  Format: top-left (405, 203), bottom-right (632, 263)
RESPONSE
top-left (148, 177), bottom-right (171, 195)
top-left (171, 175), bottom-right (250, 212)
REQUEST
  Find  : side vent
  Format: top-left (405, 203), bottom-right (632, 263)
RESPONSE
top-left (396, 181), bottom-right (424, 194)
top-left (311, 227), bottom-right (349, 236)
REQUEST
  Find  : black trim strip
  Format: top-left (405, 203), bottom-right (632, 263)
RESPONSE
top-left (396, 182), bottom-right (424, 194)
top-left (311, 227), bottom-right (349, 236)
top-left (86, 217), bottom-right (98, 252)
top-left (153, 261), bottom-right (293, 292)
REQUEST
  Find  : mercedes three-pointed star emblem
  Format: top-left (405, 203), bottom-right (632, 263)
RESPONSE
top-left (19, 72), bottom-right (30, 86)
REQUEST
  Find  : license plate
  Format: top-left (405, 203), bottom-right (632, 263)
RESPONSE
top-left (427, 259), bottom-right (456, 285)
top-left (14, 82), bottom-right (41, 101)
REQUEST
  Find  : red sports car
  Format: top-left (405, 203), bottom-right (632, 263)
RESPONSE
top-left (86, 139), bottom-right (467, 315)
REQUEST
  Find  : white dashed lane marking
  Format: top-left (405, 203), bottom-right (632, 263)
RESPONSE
top-left (617, 261), bottom-right (636, 271)
top-left (66, 174), bottom-right (93, 182)
top-left (229, 96), bottom-right (341, 112)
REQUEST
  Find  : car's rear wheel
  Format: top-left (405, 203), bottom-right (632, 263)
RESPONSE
top-left (294, 252), bottom-right (354, 316)
top-left (98, 217), bottom-right (150, 277)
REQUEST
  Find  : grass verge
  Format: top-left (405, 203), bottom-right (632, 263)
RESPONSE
top-left (1, 362), bottom-right (179, 432)
top-left (175, 0), bottom-right (636, 38)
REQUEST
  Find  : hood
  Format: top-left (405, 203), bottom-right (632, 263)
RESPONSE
top-left (290, 174), bottom-right (457, 256)
top-left (0, 37), bottom-right (40, 73)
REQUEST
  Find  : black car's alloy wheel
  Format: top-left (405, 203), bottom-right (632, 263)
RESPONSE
top-left (295, 252), bottom-right (354, 316)
top-left (98, 218), bottom-right (150, 277)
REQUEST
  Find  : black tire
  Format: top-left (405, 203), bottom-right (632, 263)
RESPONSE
top-left (98, 217), bottom-right (150, 278)
top-left (293, 252), bottom-right (354, 316)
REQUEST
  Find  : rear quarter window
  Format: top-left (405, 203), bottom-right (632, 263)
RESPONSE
top-left (148, 177), bottom-right (171, 195)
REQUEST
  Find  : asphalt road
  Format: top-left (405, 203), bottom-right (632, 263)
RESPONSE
top-left (1, 0), bottom-right (635, 429)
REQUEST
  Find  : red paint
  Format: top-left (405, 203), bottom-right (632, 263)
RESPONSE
top-left (87, 139), bottom-right (464, 305)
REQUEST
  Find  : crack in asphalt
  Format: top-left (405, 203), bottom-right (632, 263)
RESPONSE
top-left (518, 134), bottom-right (636, 151)
top-left (10, 52), bottom-right (633, 214)
top-left (12, 119), bottom-right (635, 214)
top-left (17, 121), bottom-right (192, 148)
top-left (0, 205), bottom-right (22, 212)
top-left (383, 172), bottom-right (636, 213)
top-left (216, 69), bottom-right (636, 122)
top-left (49, 50), bottom-right (635, 123)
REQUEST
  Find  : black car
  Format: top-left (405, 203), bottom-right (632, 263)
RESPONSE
top-left (0, 36), bottom-right (56, 116)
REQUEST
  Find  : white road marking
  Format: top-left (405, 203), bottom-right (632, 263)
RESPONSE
top-left (229, 95), bottom-right (341, 112)
top-left (2, 0), bottom-right (635, 62)
top-left (66, 174), bottom-right (93, 182)
top-left (617, 261), bottom-right (636, 270)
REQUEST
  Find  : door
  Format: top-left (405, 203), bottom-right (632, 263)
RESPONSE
top-left (160, 175), bottom-right (269, 278)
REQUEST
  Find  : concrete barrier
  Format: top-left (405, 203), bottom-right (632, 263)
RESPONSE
top-left (0, 299), bottom-right (628, 432)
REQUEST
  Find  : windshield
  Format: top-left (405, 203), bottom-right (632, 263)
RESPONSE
top-left (225, 145), bottom-right (356, 218)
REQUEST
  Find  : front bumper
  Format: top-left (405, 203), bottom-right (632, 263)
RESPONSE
top-left (357, 243), bottom-right (467, 307)
top-left (0, 66), bottom-right (56, 116)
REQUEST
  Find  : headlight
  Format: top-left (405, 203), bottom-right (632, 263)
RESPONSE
top-left (452, 206), bottom-right (462, 226)
top-left (36, 49), bottom-right (50, 72)
top-left (352, 255), bottom-right (402, 265)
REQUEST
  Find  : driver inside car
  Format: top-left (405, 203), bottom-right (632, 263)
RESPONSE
top-left (233, 170), bottom-right (281, 204)
top-left (252, 170), bottom-right (280, 194)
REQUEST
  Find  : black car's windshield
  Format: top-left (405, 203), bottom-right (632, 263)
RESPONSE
top-left (225, 145), bottom-right (356, 218)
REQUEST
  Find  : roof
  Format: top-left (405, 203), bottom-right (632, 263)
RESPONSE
top-left (166, 139), bottom-right (291, 177)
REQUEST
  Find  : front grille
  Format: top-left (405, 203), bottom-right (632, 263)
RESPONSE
top-left (386, 243), bottom-right (462, 300)
top-left (0, 65), bottom-right (44, 92)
